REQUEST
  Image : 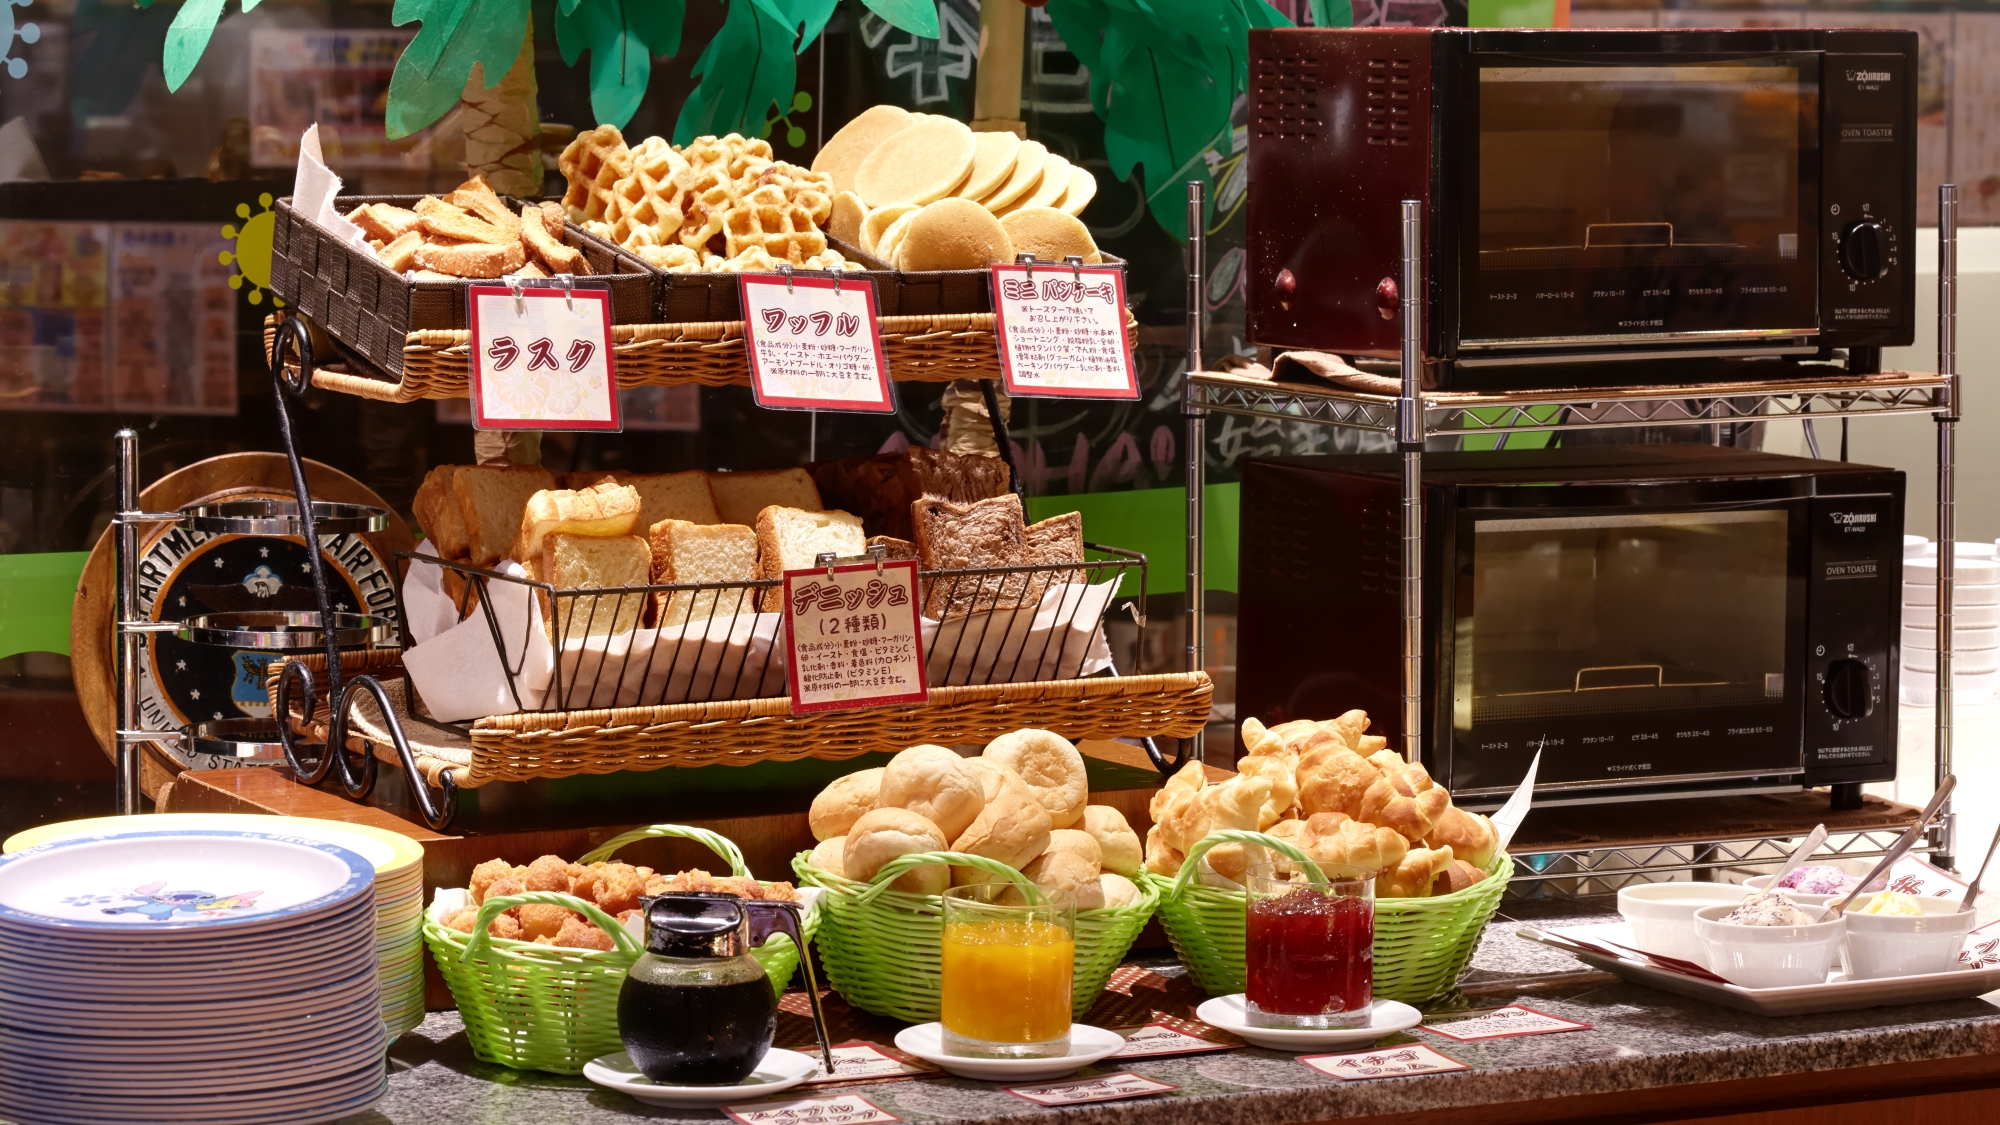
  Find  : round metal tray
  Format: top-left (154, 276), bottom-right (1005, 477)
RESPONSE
top-left (185, 719), bottom-right (290, 762)
top-left (175, 611), bottom-right (398, 651)
top-left (178, 499), bottom-right (390, 536)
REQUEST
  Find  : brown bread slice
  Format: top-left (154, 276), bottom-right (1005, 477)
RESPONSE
top-left (1025, 510), bottom-right (1086, 594)
top-left (910, 493), bottom-right (1028, 617)
top-left (450, 464), bottom-right (557, 566)
top-left (413, 465), bottom-right (470, 559)
top-left (650, 520), bottom-right (759, 624)
top-left (709, 467), bottom-right (822, 526)
top-left (866, 535), bottom-right (917, 561)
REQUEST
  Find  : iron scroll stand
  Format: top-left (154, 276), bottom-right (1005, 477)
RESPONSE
top-left (1183, 186), bottom-right (1963, 877)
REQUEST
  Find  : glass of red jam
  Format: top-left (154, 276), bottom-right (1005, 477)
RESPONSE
top-left (1244, 863), bottom-right (1375, 1028)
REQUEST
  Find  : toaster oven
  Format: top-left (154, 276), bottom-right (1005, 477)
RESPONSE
top-left (1246, 28), bottom-right (1919, 388)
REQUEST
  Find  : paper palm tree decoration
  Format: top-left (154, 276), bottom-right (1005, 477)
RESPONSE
top-left (155, 0), bottom-right (1335, 239)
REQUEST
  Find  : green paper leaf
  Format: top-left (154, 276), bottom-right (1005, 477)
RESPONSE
top-left (557, 0), bottom-right (685, 130)
top-left (74, 0), bottom-right (173, 124)
top-left (162, 0), bottom-right (228, 92)
top-left (1308, 0), bottom-right (1352, 28)
top-left (674, 0), bottom-right (795, 143)
top-left (856, 0), bottom-right (936, 38)
top-left (385, 0), bottom-right (531, 139)
top-left (1246, 0), bottom-right (1294, 29)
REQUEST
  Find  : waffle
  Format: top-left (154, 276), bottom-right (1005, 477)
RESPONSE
top-left (671, 160), bottom-right (740, 251)
top-left (605, 136), bottom-right (690, 248)
top-left (636, 244), bottom-right (701, 270)
top-left (559, 125), bottom-right (632, 224)
top-left (722, 183), bottom-right (828, 264)
top-left (742, 161), bottom-right (835, 227)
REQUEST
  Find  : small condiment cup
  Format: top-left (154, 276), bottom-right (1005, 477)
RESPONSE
top-left (1694, 902), bottom-right (1845, 989)
top-left (1840, 897), bottom-right (1979, 980)
top-left (1617, 883), bottom-right (1752, 965)
top-left (1740, 873), bottom-right (1852, 909)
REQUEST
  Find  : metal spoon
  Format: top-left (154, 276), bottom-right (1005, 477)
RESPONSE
top-left (1959, 820), bottom-right (2000, 911)
top-left (1830, 774), bottom-right (1957, 918)
top-left (1756, 823), bottom-right (1829, 901)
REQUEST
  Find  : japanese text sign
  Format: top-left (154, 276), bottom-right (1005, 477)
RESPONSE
top-left (989, 263), bottom-right (1137, 399)
top-left (739, 273), bottom-right (894, 413)
top-left (1299, 1044), bottom-right (1469, 1081)
top-left (782, 559), bottom-right (927, 713)
top-left (1420, 1005), bottom-right (1591, 1042)
top-left (722, 1093), bottom-right (898, 1125)
top-left (1111, 1023), bottom-right (1240, 1058)
top-left (1005, 1073), bottom-right (1177, 1106)
top-left (804, 1042), bottom-right (936, 1086)
top-left (467, 282), bottom-right (619, 430)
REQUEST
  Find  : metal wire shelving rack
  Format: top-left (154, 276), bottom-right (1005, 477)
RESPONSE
top-left (1180, 184), bottom-right (1966, 890)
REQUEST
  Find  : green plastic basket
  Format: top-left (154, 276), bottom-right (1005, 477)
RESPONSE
top-left (1140, 828), bottom-right (1514, 1004)
top-left (793, 849), bottom-right (1158, 1025)
top-left (423, 824), bottom-right (818, 1074)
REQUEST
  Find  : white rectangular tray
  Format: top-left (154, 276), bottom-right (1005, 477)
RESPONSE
top-left (1519, 921), bottom-right (2000, 1017)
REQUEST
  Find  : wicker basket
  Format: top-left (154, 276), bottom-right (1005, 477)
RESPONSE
top-left (268, 311), bottom-right (1142, 402)
top-left (422, 824), bottom-right (817, 1074)
top-left (793, 849), bottom-right (1158, 1024)
top-left (1142, 829), bottom-right (1513, 1004)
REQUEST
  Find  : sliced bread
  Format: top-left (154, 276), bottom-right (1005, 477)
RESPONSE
top-left (413, 465), bottom-right (470, 559)
top-left (866, 535), bottom-right (918, 561)
top-left (622, 471), bottom-right (722, 529)
top-left (514, 482), bottom-right (642, 573)
top-left (753, 506), bottom-right (866, 610)
top-left (810, 447), bottom-right (1011, 539)
top-left (1025, 510), bottom-right (1086, 593)
top-left (650, 519), bottom-right (759, 625)
top-left (911, 493), bottom-right (1029, 617)
top-left (709, 467), bottom-right (822, 526)
top-left (451, 464), bottom-right (557, 566)
top-left (541, 532), bottom-right (650, 638)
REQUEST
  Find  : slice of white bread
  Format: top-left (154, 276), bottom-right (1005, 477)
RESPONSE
top-left (452, 464), bottom-right (557, 566)
top-left (709, 468), bottom-right (822, 526)
top-left (753, 506), bottom-right (866, 610)
top-left (514, 482), bottom-right (642, 573)
top-left (542, 532), bottom-right (650, 638)
top-left (911, 493), bottom-right (1028, 617)
top-left (649, 519), bottom-right (759, 624)
top-left (413, 465), bottom-right (470, 559)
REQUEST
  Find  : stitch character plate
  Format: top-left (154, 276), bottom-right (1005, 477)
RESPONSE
top-left (0, 829), bottom-right (374, 934)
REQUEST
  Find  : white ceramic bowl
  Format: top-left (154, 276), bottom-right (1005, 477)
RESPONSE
top-left (1841, 896), bottom-right (1979, 980)
top-left (1694, 902), bottom-right (1845, 988)
top-left (1741, 872), bottom-right (1856, 909)
top-left (1617, 883), bottom-right (1755, 964)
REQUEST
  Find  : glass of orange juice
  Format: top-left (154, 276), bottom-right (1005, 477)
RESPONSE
top-left (939, 884), bottom-right (1075, 1058)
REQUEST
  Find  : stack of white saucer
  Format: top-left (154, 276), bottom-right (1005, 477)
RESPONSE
top-left (1903, 537), bottom-right (2000, 705)
top-left (0, 829), bottom-right (387, 1124)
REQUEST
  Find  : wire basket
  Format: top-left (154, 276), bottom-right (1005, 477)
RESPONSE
top-left (1140, 829), bottom-right (1514, 1004)
top-left (422, 825), bottom-right (816, 1074)
top-left (792, 849), bottom-right (1158, 1024)
top-left (407, 544), bottom-right (1146, 713)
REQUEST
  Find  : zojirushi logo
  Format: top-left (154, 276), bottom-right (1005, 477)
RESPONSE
top-left (1831, 512), bottom-right (1878, 525)
top-left (1846, 70), bottom-right (1892, 82)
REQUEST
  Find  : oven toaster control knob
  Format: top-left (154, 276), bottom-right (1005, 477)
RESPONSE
top-left (1838, 221), bottom-right (1890, 282)
top-left (1823, 657), bottom-right (1874, 719)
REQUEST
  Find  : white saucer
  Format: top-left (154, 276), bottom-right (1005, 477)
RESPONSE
top-left (1194, 995), bottom-right (1421, 1050)
top-left (893, 1023), bottom-right (1124, 1081)
top-left (583, 1049), bottom-right (819, 1107)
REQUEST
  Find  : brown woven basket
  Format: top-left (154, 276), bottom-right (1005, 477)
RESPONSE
top-left (269, 650), bottom-right (1208, 789)
top-left (269, 196), bottom-right (656, 379)
top-left (265, 312), bottom-right (1142, 402)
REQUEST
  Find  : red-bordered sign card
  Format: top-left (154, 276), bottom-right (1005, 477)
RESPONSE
top-left (739, 273), bottom-right (895, 413)
top-left (989, 262), bottom-right (1137, 400)
top-left (1420, 1005), bottom-right (1591, 1042)
top-left (721, 1093), bottom-right (899, 1125)
top-left (467, 281), bottom-right (620, 430)
top-left (781, 559), bottom-right (928, 713)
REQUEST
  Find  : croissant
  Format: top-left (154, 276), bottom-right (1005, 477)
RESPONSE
top-left (1358, 775), bottom-right (1451, 842)
top-left (1380, 844), bottom-right (1454, 898)
top-left (1235, 753), bottom-right (1298, 828)
top-left (1143, 823), bottom-right (1185, 876)
top-left (1357, 734), bottom-right (1389, 753)
top-left (1150, 758), bottom-right (1206, 825)
top-left (1297, 746), bottom-right (1381, 820)
top-left (1426, 805), bottom-right (1498, 870)
top-left (1432, 858), bottom-right (1487, 896)
top-left (1320, 709), bottom-right (1371, 750)
top-left (1302, 812), bottom-right (1409, 875)
top-left (1199, 774), bottom-right (1272, 881)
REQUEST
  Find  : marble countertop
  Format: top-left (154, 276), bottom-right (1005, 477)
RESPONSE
top-left (336, 896), bottom-right (2000, 1125)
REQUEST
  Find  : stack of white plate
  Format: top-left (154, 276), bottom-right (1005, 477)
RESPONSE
top-left (0, 829), bottom-right (387, 1125)
top-left (1903, 545), bottom-right (2000, 705)
top-left (4, 814), bottom-right (426, 1038)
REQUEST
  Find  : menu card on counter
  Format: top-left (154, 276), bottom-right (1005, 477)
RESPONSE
top-left (739, 273), bottom-right (894, 413)
top-left (1005, 1073), bottom-right (1177, 1106)
top-left (1299, 1044), bottom-right (1470, 1081)
top-left (723, 1093), bottom-right (899, 1125)
top-left (1881, 856), bottom-right (1969, 900)
top-left (781, 559), bottom-right (928, 713)
top-left (1421, 1005), bottom-right (1591, 1042)
top-left (804, 1042), bottom-right (937, 1086)
top-left (1111, 1022), bottom-right (1241, 1058)
top-left (989, 263), bottom-right (1137, 400)
top-left (467, 281), bottom-right (620, 431)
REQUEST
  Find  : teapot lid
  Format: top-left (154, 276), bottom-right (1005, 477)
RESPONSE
top-left (643, 894), bottom-right (746, 958)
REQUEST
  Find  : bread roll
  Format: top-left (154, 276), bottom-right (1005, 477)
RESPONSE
top-left (808, 836), bottom-right (847, 878)
top-left (1358, 776), bottom-right (1451, 843)
top-left (984, 728), bottom-right (1087, 829)
top-left (1379, 845), bottom-right (1454, 898)
top-left (1301, 812), bottom-right (1407, 875)
top-left (966, 757), bottom-right (1010, 803)
top-left (1143, 823), bottom-right (1184, 877)
top-left (948, 765), bottom-right (1051, 881)
top-left (1235, 753), bottom-right (1298, 829)
top-left (844, 808), bottom-right (949, 894)
top-left (1080, 805), bottom-right (1143, 877)
top-left (1017, 849), bottom-right (1103, 910)
top-left (1042, 829), bottom-right (1103, 869)
top-left (1426, 806), bottom-right (1497, 871)
top-left (1296, 746), bottom-right (1381, 820)
top-left (809, 767), bottom-right (883, 841)
top-left (878, 744), bottom-right (985, 840)
top-left (1432, 858), bottom-right (1486, 897)
top-left (1098, 872), bottom-right (1142, 910)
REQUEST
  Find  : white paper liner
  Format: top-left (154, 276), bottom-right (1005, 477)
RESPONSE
top-left (921, 579), bottom-right (1117, 687)
top-left (401, 560), bottom-right (554, 722)
top-left (547, 609), bottom-right (787, 711)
